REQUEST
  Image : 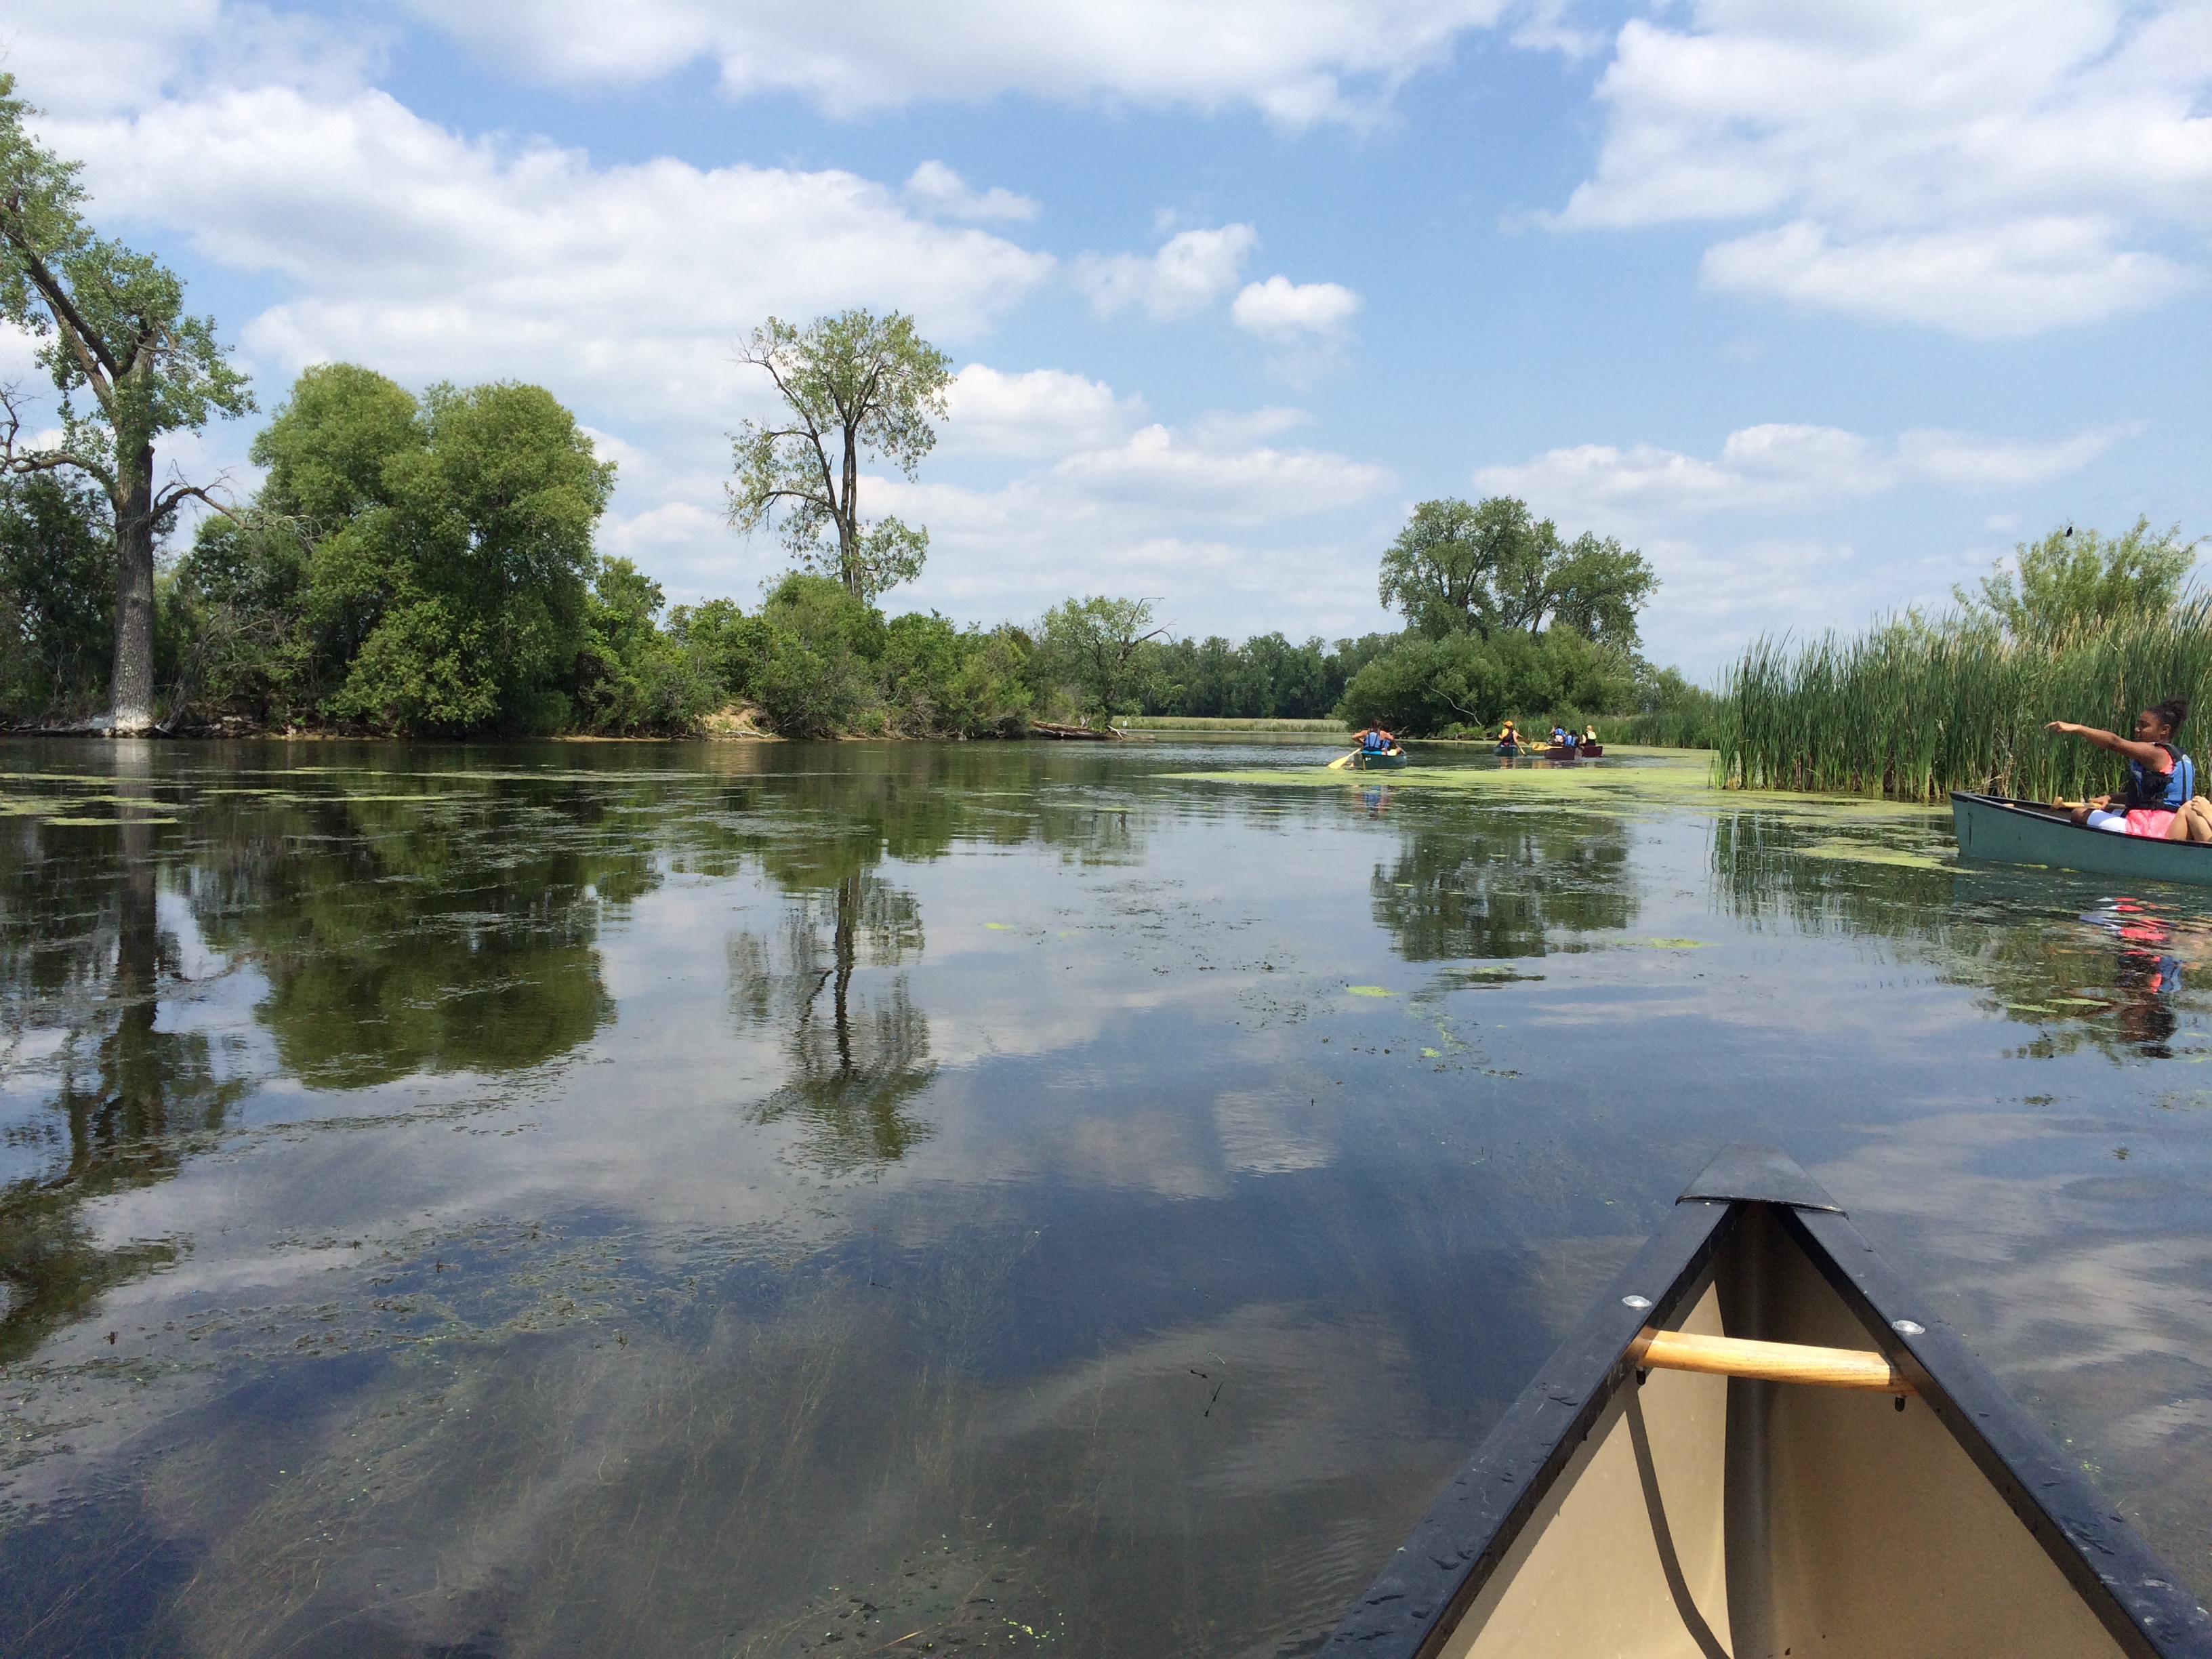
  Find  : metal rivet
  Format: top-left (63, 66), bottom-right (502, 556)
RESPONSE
top-left (1622, 1295), bottom-right (1652, 1309)
top-left (1891, 1319), bottom-right (1925, 1336)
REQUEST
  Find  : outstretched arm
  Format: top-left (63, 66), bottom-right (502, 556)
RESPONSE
top-left (2047, 721), bottom-right (2171, 769)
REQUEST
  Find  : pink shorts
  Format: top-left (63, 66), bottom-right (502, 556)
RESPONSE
top-left (2126, 808), bottom-right (2177, 838)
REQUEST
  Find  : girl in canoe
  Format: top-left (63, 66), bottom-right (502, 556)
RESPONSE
top-left (2047, 698), bottom-right (2211, 839)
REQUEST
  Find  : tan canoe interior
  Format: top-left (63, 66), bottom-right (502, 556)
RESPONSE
top-left (1443, 1206), bottom-right (2127, 1659)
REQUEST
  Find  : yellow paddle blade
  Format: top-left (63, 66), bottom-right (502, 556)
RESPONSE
top-left (1326, 751), bottom-right (1357, 770)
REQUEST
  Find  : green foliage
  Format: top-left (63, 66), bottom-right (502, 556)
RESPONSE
top-left (174, 366), bottom-right (617, 735)
top-left (0, 473), bottom-right (110, 719)
top-left (1038, 596), bottom-right (1167, 720)
top-left (0, 72), bottom-right (253, 723)
top-left (1139, 631), bottom-right (1365, 720)
top-left (1722, 599), bottom-right (2212, 800)
top-left (1332, 627), bottom-right (1637, 735)
top-left (1727, 520), bottom-right (2211, 797)
top-left (575, 557), bottom-right (718, 734)
top-left (1955, 518), bottom-right (2198, 644)
top-left (880, 613), bottom-right (1034, 737)
top-left (750, 572), bottom-right (887, 737)
top-left (668, 597), bottom-right (766, 701)
top-left (1378, 495), bottom-right (1656, 649)
top-left (729, 309), bottom-right (952, 600)
top-left (0, 75), bottom-right (254, 475)
top-left (254, 361), bottom-right (422, 527)
top-left (1615, 665), bottom-right (1727, 749)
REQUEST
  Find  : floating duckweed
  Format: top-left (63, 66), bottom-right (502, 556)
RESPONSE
top-left (1345, 985), bottom-right (1393, 997)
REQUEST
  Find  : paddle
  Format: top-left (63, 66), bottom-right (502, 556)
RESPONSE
top-left (1326, 750), bottom-right (1359, 770)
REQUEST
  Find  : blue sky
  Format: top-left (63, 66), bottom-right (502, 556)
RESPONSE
top-left (9, 1), bottom-right (2209, 678)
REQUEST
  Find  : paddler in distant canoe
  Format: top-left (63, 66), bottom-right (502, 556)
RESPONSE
top-left (2046, 697), bottom-right (2212, 840)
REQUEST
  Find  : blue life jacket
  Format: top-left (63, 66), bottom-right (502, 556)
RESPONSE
top-left (2125, 743), bottom-right (2195, 810)
top-left (1362, 729), bottom-right (1387, 752)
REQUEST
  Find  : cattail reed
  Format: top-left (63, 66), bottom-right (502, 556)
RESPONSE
top-left (1719, 598), bottom-right (2212, 801)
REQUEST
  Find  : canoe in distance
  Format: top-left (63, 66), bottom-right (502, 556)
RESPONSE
top-left (1953, 791), bottom-right (2212, 887)
top-left (1320, 1142), bottom-right (2212, 1659)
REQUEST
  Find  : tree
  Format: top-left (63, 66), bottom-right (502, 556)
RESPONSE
top-left (180, 365), bottom-right (616, 735)
top-left (1955, 518), bottom-right (2198, 643)
top-left (1040, 596), bottom-right (1168, 720)
top-left (329, 380), bottom-right (616, 733)
top-left (1378, 495), bottom-right (1656, 650)
top-left (0, 472), bottom-right (111, 718)
top-left (748, 571), bottom-right (887, 737)
top-left (728, 310), bottom-right (953, 602)
top-left (0, 75), bottom-right (253, 729)
top-left (1333, 628), bottom-right (1635, 736)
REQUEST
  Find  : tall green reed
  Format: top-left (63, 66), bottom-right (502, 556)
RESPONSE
top-left (1719, 598), bottom-right (2212, 801)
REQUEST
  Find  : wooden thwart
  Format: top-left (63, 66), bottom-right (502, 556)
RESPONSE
top-left (1631, 1328), bottom-right (1916, 1395)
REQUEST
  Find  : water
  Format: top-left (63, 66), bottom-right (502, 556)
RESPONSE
top-left (1, 737), bottom-right (2207, 1656)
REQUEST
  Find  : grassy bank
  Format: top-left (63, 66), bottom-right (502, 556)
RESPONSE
top-left (1115, 715), bottom-right (1347, 732)
top-left (1721, 602), bottom-right (2212, 801)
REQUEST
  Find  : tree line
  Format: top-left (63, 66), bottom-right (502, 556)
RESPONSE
top-left (0, 67), bottom-right (1689, 740)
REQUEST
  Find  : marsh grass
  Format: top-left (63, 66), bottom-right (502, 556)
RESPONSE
top-left (1721, 602), bottom-right (2212, 801)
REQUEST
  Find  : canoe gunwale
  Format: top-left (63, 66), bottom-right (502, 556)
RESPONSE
top-left (1952, 790), bottom-right (2212, 888)
top-left (1783, 1202), bottom-right (2211, 1658)
top-left (1319, 1196), bottom-right (1740, 1658)
top-left (1317, 1142), bottom-right (2212, 1659)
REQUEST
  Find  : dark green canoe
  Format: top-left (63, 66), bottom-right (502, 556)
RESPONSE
top-left (1952, 791), bottom-right (2212, 886)
top-left (1350, 748), bottom-right (1408, 771)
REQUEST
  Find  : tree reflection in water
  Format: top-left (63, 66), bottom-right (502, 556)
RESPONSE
top-left (732, 870), bottom-right (935, 1173)
top-left (0, 753), bottom-right (649, 1360)
top-left (1369, 811), bottom-right (1637, 962)
top-left (0, 747), bottom-right (246, 1361)
top-left (186, 779), bottom-right (636, 1087)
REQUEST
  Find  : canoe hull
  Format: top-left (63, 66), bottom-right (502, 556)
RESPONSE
top-left (1350, 750), bottom-right (1408, 771)
top-left (1952, 791), bottom-right (2212, 887)
top-left (1322, 1143), bottom-right (2212, 1659)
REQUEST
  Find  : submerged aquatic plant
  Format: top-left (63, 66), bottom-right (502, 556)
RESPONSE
top-left (1721, 598), bottom-right (2212, 801)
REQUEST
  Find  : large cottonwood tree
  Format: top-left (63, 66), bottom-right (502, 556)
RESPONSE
top-left (0, 75), bottom-right (253, 730)
top-left (727, 310), bottom-right (952, 602)
top-left (1378, 495), bottom-right (1656, 651)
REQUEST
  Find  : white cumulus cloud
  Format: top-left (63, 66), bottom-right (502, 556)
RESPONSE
top-left (904, 161), bottom-right (1040, 222)
top-left (1072, 224), bottom-right (1258, 320)
top-left (938, 365), bottom-right (1147, 457)
top-left (1477, 420), bottom-right (2133, 524)
top-left (1553, 0), bottom-right (2212, 334)
top-left (393, 0), bottom-right (1513, 125)
top-left (874, 411), bottom-right (1395, 632)
top-left (1230, 275), bottom-right (1362, 338)
top-left (45, 86), bottom-right (1057, 426)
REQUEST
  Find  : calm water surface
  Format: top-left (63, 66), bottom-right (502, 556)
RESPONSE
top-left (2, 737), bottom-right (2209, 1656)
